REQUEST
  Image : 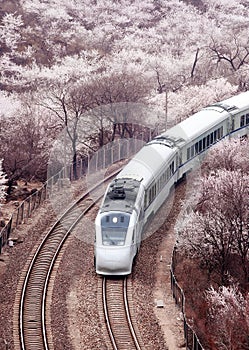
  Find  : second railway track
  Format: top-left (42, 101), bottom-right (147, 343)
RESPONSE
top-left (18, 171), bottom-right (119, 350)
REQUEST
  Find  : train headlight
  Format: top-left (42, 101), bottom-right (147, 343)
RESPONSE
top-left (112, 217), bottom-right (118, 223)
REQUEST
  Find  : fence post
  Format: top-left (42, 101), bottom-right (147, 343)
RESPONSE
top-left (31, 194), bottom-right (35, 213)
top-left (111, 144), bottom-right (114, 165)
top-left (20, 202), bottom-right (24, 223)
top-left (103, 147), bottom-right (106, 169)
top-left (118, 139), bottom-right (121, 160)
top-left (170, 248), bottom-right (204, 350)
top-left (44, 182), bottom-right (48, 200)
top-left (79, 159), bottom-right (83, 178)
top-left (87, 153), bottom-right (90, 175)
top-left (7, 216), bottom-right (12, 239)
top-left (96, 151), bottom-right (98, 171)
top-left (37, 189), bottom-right (42, 206)
top-left (27, 197), bottom-right (31, 218)
top-left (16, 206), bottom-right (20, 228)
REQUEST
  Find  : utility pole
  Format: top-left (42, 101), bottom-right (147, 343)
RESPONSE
top-left (165, 89), bottom-right (168, 131)
top-left (157, 79), bottom-right (169, 132)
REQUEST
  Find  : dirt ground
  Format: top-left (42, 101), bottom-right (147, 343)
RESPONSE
top-left (153, 232), bottom-right (186, 349)
top-left (0, 177), bottom-right (186, 349)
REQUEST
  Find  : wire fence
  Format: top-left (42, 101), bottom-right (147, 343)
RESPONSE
top-left (0, 136), bottom-right (149, 254)
top-left (170, 247), bottom-right (204, 350)
top-left (0, 131), bottom-right (205, 349)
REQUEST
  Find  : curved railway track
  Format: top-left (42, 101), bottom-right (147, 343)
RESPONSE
top-left (102, 277), bottom-right (142, 350)
top-left (18, 171), bottom-right (119, 350)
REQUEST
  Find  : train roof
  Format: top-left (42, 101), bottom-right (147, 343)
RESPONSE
top-left (110, 91), bottom-right (249, 191)
top-left (117, 142), bottom-right (176, 187)
top-left (100, 178), bottom-right (141, 214)
top-left (222, 90), bottom-right (249, 109)
top-left (162, 90), bottom-right (249, 143)
top-left (164, 109), bottom-right (226, 142)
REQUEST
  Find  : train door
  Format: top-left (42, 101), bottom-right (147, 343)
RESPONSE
top-left (175, 151), bottom-right (182, 181)
top-left (133, 203), bottom-right (144, 257)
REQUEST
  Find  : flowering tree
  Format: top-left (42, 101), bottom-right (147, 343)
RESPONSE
top-left (0, 97), bottom-right (56, 186)
top-left (204, 137), bottom-right (249, 174)
top-left (177, 166), bottom-right (249, 284)
top-left (206, 284), bottom-right (249, 349)
top-left (2, 0), bottom-right (249, 187)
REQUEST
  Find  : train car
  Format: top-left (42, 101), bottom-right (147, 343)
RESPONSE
top-left (94, 90), bottom-right (249, 275)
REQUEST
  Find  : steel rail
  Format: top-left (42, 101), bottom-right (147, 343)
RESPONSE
top-left (102, 277), bottom-right (142, 350)
top-left (123, 277), bottom-right (142, 350)
top-left (102, 277), bottom-right (118, 350)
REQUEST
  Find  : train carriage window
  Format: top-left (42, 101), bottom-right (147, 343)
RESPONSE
top-left (144, 192), bottom-right (149, 208)
top-left (144, 193), bottom-right (147, 207)
top-left (207, 135), bottom-right (210, 147)
top-left (187, 147), bottom-right (190, 160)
top-left (163, 172), bottom-right (166, 183)
top-left (210, 132), bottom-right (214, 144)
top-left (214, 130), bottom-right (218, 141)
top-left (173, 161), bottom-right (175, 172)
top-left (149, 188), bottom-right (153, 204)
top-left (217, 126), bottom-right (223, 139)
top-left (246, 113), bottom-right (249, 125)
top-left (195, 142), bottom-right (198, 154)
top-left (191, 145), bottom-right (195, 157)
top-left (220, 126), bottom-right (223, 138)
top-left (170, 161), bottom-right (175, 174)
top-left (203, 137), bottom-right (206, 149)
top-left (153, 184), bottom-right (156, 198)
top-left (148, 183), bottom-right (156, 204)
top-left (156, 180), bottom-right (160, 193)
top-left (177, 152), bottom-right (182, 166)
top-left (198, 140), bottom-right (202, 152)
top-left (240, 115), bottom-right (245, 127)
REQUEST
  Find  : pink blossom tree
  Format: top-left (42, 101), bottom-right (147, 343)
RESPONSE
top-left (0, 99), bottom-right (56, 188)
top-left (206, 284), bottom-right (249, 349)
top-left (177, 166), bottom-right (249, 284)
top-left (204, 138), bottom-right (249, 174)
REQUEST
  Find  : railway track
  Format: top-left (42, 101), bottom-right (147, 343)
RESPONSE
top-left (102, 277), bottom-right (143, 350)
top-left (18, 171), bottom-right (119, 350)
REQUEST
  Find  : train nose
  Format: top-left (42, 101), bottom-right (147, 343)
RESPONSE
top-left (96, 247), bottom-right (132, 275)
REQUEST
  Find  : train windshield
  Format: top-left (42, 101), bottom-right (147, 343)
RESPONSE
top-left (101, 213), bottom-right (130, 246)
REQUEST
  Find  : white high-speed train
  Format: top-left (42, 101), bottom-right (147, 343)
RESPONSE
top-left (94, 91), bottom-right (249, 275)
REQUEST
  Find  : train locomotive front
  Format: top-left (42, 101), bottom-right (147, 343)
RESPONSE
top-left (95, 177), bottom-right (144, 275)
